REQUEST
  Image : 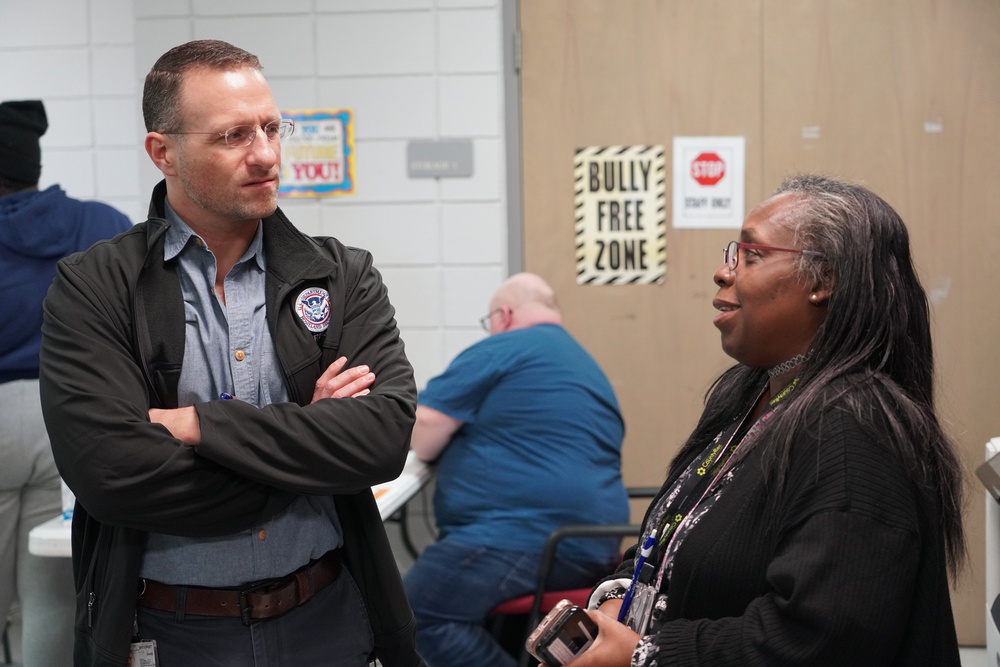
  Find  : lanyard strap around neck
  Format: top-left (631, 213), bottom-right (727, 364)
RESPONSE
top-left (653, 377), bottom-right (799, 552)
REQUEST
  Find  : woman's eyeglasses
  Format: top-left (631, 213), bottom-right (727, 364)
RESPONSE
top-left (723, 241), bottom-right (823, 271)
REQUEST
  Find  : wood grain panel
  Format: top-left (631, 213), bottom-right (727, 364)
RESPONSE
top-left (520, 0), bottom-right (998, 644)
top-left (520, 0), bottom-right (763, 491)
top-left (762, 0), bottom-right (1000, 642)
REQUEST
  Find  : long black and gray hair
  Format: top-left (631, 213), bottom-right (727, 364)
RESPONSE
top-left (673, 174), bottom-right (966, 577)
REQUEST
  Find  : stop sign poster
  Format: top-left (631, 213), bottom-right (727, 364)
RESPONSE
top-left (574, 145), bottom-right (666, 285)
top-left (279, 109), bottom-right (355, 198)
top-left (672, 136), bottom-right (745, 228)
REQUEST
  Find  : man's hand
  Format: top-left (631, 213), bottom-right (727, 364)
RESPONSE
top-left (149, 406), bottom-right (201, 446)
top-left (148, 357), bottom-right (371, 447)
top-left (311, 356), bottom-right (376, 403)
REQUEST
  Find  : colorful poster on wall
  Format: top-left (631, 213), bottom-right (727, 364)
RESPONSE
top-left (672, 136), bottom-right (745, 228)
top-left (574, 145), bottom-right (666, 285)
top-left (279, 109), bottom-right (354, 197)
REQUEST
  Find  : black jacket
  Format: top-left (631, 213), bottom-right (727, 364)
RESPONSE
top-left (39, 181), bottom-right (423, 667)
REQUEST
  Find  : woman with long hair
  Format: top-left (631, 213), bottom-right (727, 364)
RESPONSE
top-left (561, 174), bottom-right (966, 666)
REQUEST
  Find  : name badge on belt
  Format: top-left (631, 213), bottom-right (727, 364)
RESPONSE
top-left (128, 639), bottom-right (158, 667)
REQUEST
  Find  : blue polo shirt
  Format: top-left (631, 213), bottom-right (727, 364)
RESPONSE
top-left (419, 324), bottom-right (628, 565)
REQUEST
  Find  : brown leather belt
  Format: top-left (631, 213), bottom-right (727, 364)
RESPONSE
top-left (137, 549), bottom-right (342, 625)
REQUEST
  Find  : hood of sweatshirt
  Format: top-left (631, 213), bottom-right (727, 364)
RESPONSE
top-left (0, 184), bottom-right (131, 380)
top-left (0, 184), bottom-right (129, 259)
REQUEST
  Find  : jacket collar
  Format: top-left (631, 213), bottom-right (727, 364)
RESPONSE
top-left (141, 180), bottom-right (338, 406)
top-left (145, 179), bottom-right (337, 287)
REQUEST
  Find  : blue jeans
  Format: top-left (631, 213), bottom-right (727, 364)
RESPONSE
top-left (403, 536), bottom-right (610, 667)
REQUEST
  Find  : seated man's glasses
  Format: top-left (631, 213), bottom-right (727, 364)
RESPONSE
top-left (479, 308), bottom-right (504, 332)
top-left (164, 119), bottom-right (295, 148)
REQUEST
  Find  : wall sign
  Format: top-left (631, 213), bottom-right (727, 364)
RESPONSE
top-left (407, 139), bottom-right (474, 178)
top-left (279, 109), bottom-right (355, 197)
top-left (574, 145), bottom-right (666, 285)
top-left (672, 136), bottom-right (745, 228)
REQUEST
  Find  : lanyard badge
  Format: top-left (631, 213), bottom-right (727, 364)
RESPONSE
top-left (622, 562), bottom-right (658, 634)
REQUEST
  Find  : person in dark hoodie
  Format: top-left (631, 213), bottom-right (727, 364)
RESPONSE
top-left (0, 99), bottom-right (131, 666)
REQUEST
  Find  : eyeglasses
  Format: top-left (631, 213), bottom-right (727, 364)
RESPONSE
top-left (723, 240), bottom-right (823, 271)
top-left (479, 308), bottom-right (504, 332)
top-left (164, 119), bottom-right (295, 148)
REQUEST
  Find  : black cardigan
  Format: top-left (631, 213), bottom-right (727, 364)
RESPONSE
top-left (615, 406), bottom-right (960, 666)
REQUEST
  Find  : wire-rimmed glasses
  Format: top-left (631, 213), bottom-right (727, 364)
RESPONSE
top-left (479, 308), bottom-right (504, 332)
top-left (164, 118), bottom-right (295, 148)
top-left (723, 241), bottom-right (823, 271)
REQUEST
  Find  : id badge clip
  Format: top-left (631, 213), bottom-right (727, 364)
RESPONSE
top-left (623, 562), bottom-right (657, 635)
top-left (128, 639), bottom-right (159, 667)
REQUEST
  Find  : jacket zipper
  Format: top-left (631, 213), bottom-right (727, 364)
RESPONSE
top-left (84, 524), bottom-right (114, 629)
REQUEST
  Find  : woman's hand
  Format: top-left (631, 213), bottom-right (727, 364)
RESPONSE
top-left (595, 598), bottom-right (624, 620)
top-left (537, 607), bottom-right (640, 667)
top-left (311, 356), bottom-right (375, 403)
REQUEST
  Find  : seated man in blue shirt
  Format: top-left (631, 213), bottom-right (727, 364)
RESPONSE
top-left (405, 272), bottom-right (630, 667)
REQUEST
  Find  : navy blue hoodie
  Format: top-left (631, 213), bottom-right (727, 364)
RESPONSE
top-left (0, 184), bottom-right (131, 381)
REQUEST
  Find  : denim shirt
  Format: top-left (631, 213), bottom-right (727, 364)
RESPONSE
top-left (139, 204), bottom-right (341, 586)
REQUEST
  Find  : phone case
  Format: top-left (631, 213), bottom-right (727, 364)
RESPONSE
top-left (525, 599), bottom-right (599, 665)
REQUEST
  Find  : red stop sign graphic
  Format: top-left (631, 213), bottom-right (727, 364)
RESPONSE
top-left (691, 152), bottom-right (726, 186)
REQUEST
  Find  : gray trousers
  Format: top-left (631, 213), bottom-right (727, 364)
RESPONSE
top-left (0, 379), bottom-right (74, 666)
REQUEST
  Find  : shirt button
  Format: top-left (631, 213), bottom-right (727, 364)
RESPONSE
top-left (258, 530), bottom-right (266, 540)
top-left (235, 349), bottom-right (246, 361)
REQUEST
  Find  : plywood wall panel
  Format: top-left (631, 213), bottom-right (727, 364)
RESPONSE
top-left (520, 0), bottom-right (998, 644)
top-left (520, 0), bottom-right (763, 489)
top-left (761, 0), bottom-right (1000, 641)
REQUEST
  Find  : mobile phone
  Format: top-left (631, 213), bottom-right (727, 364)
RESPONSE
top-left (525, 599), bottom-right (599, 665)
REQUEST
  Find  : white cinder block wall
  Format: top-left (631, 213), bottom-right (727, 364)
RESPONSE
top-left (0, 0), bottom-right (143, 220)
top-left (0, 0), bottom-right (511, 391)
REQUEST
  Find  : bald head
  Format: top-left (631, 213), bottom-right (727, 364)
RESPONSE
top-left (486, 272), bottom-right (563, 333)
